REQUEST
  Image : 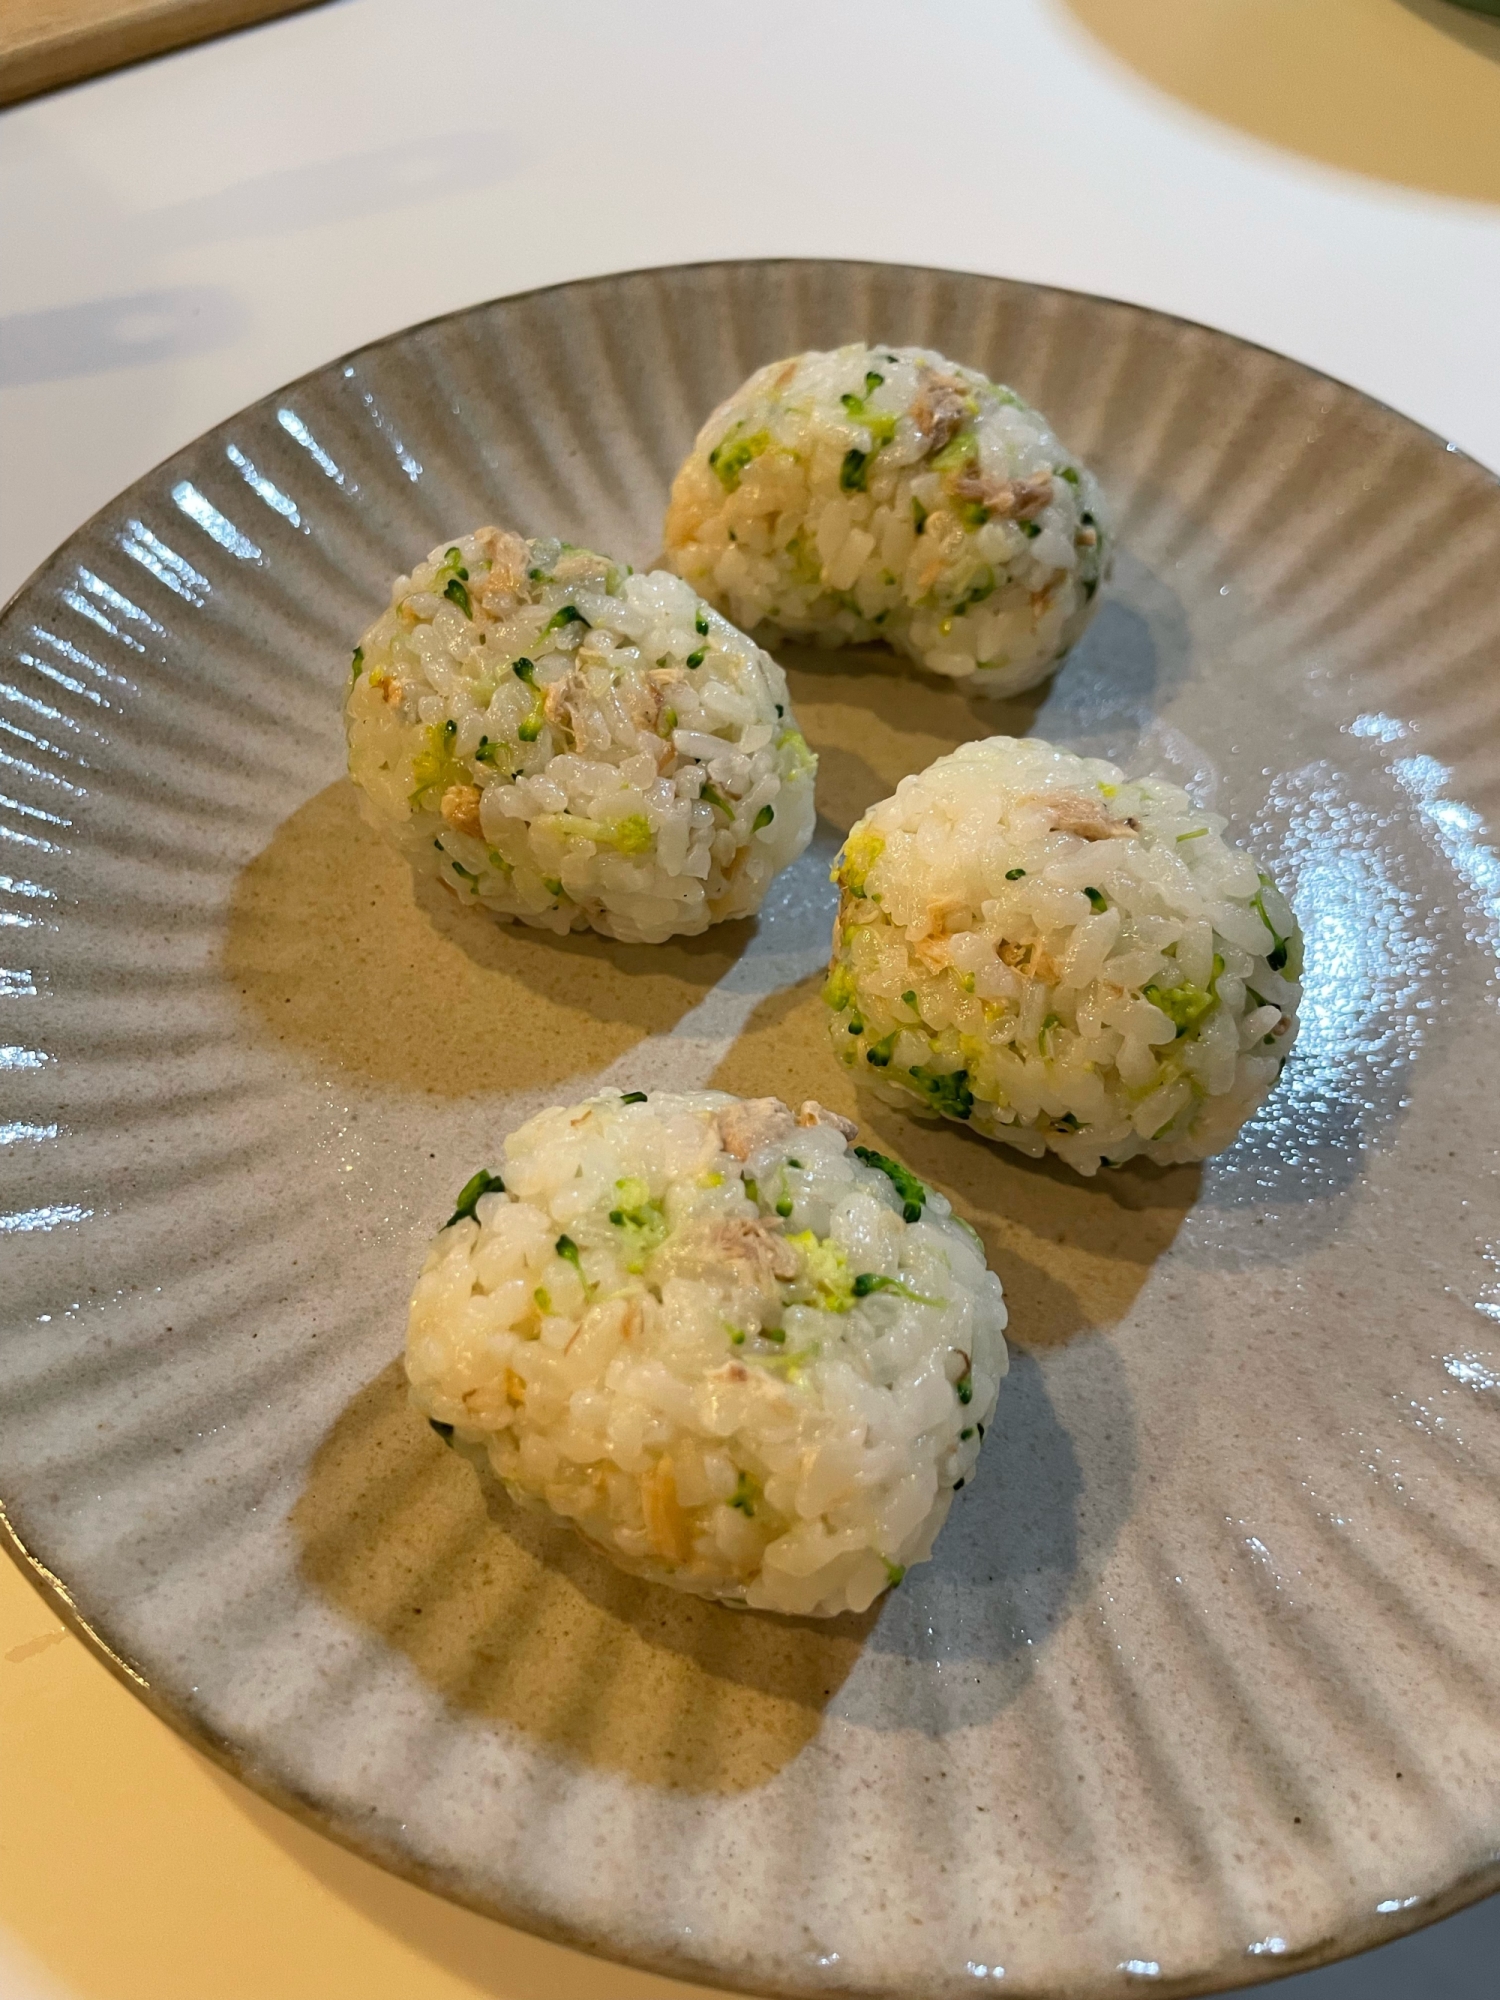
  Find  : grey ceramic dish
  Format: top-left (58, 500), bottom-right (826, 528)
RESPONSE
top-left (3, 260), bottom-right (1499, 1999)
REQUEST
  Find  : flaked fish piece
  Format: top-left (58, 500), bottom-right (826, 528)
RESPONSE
top-left (654, 1215), bottom-right (801, 1294)
top-left (949, 468), bottom-right (1054, 522)
top-left (471, 526), bottom-right (531, 613)
top-left (1025, 791), bottom-right (1139, 840)
top-left (718, 1096), bottom-right (797, 1160)
top-left (911, 369), bottom-right (974, 456)
top-left (440, 784), bottom-right (483, 837)
top-left (795, 1100), bottom-right (858, 1140)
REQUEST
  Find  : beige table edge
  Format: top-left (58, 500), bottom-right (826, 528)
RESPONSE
top-left (0, 1529), bottom-right (724, 1999)
top-left (0, 0), bottom-right (325, 107)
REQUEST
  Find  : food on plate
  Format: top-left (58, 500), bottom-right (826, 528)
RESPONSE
top-left (825, 735), bottom-right (1303, 1175)
top-left (663, 342), bottom-right (1109, 694)
top-left (406, 1089), bottom-right (1008, 1617)
top-left (345, 529), bottom-right (817, 943)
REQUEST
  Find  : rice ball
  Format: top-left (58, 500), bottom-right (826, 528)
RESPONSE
top-left (663, 343), bottom-right (1110, 695)
top-left (406, 1089), bottom-right (1008, 1618)
top-left (345, 528), bottom-right (817, 944)
top-left (825, 737), bottom-right (1304, 1175)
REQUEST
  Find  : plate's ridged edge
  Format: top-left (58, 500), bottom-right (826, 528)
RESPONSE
top-left (7, 1485), bottom-right (1500, 2000)
top-left (0, 1501), bottom-right (763, 1997)
top-left (6, 256), bottom-right (1493, 634)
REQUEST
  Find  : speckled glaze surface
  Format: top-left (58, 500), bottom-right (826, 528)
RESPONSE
top-left (3, 261), bottom-right (1500, 1999)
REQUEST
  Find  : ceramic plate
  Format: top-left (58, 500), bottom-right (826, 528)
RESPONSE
top-left (3, 261), bottom-right (1499, 1999)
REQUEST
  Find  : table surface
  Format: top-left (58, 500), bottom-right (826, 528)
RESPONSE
top-left (2, 2), bottom-right (1499, 1995)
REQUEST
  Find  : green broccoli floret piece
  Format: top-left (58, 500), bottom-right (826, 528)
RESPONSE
top-left (708, 426), bottom-right (771, 491)
top-left (445, 1168), bottom-right (505, 1228)
top-left (910, 1066), bottom-right (974, 1121)
top-left (852, 1272), bottom-right (946, 1307)
top-left (851, 1146), bottom-right (927, 1223)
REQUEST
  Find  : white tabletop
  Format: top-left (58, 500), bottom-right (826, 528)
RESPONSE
top-left (2, 2), bottom-right (1498, 1995)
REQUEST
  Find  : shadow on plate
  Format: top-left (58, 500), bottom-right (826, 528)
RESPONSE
top-left (837, 1336), bottom-right (1136, 1731)
top-left (777, 640), bottom-right (1047, 834)
top-left (1063, 0), bottom-right (1500, 206)
top-left (778, 549), bottom-right (1194, 822)
top-left (294, 1360), bottom-right (878, 1795)
top-left (1032, 565), bottom-right (1197, 780)
top-left (222, 780), bottom-right (751, 1095)
top-left (294, 1341), bottom-right (1140, 1770)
